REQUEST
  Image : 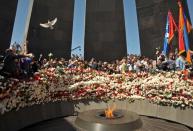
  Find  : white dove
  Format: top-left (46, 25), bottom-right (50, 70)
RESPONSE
top-left (40, 18), bottom-right (57, 30)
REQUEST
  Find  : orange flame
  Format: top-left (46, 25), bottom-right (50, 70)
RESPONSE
top-left (105, 104), bottom-right (116, 118)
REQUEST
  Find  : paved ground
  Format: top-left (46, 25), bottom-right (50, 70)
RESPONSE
top-left (20, 115), bottom-right (192, 131)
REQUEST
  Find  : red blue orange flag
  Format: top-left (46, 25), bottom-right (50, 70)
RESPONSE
top-left (178, 2), bottom-right (192, 63)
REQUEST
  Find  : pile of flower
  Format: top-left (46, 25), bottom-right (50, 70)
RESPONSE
top-left (0, 67), bottom-right (193, 114)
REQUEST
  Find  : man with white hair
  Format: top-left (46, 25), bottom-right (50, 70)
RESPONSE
top-left (176, 53), bottom-right (187, 70)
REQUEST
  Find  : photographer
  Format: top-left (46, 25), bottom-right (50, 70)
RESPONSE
top-left (0, 48), bottom-right (32, 78)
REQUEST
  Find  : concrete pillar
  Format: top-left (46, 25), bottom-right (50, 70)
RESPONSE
top-left (0, 0), bottom-right (18, 54)
top-left (84, 0), bottom-right (127, 61)
top-left (27, 0), bottom-right (75, 59)
top-left (135, 0), bottom-right (192, 58)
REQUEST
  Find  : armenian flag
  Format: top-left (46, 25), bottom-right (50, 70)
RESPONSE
top-left (178, 2), bottom-right (192, 63)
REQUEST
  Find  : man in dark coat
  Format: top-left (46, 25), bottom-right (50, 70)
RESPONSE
top-left (0, 49), bottom-right (26, 78)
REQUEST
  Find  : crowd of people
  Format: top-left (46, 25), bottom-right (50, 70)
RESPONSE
top-left (0, 46), bottom-right (193, 80)
top-left (0, 46), bottom-right (193, 114)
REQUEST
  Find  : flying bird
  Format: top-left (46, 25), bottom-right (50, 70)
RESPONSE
top-left (40, 18), bottom-right (57, 30)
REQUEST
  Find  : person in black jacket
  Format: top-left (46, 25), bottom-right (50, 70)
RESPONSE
top-left (0, 49), bottom-right (27, 78)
